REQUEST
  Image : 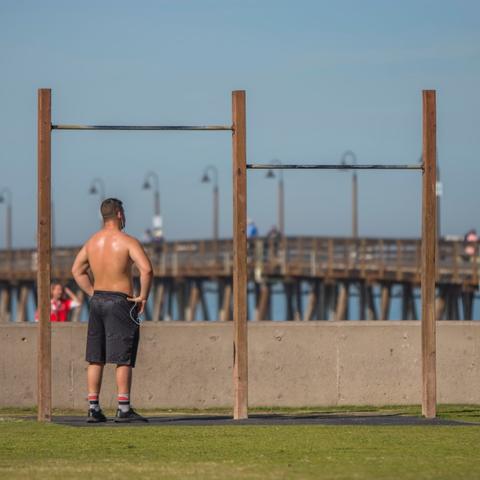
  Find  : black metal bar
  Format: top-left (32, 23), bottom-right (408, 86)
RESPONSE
top-left (51, 124), bottom-right (233, 131)
top-left (247, 163), bottom-right (422, 170)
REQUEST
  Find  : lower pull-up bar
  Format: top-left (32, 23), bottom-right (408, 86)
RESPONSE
top-left (236, 90), bottom-right (437, 421)
top-left (52, 124), bottom-right (232, 131)
top-left (247, 163), bottom-right (422, 170)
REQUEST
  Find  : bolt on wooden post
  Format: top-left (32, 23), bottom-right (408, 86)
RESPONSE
top-left (421, 90), bottom-right (437, 418)
top-left (37, 88), bottom-right (52, 421)
top-left (232, 90), bottom-right (248, 420)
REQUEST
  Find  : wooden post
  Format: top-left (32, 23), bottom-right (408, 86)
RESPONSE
top-left (186, 280), bottom-right (199, 322)
top-left (16, 285), bottom-right (30, 323)
top-left (358, 282), bottom-right (367, 320)
top-left (462, 291), bottom-right (474, 321)
top-left (258, 283), bottom-right (272, 321)
top-left (402, 284), bottom-right (409, 320)
top-left (232, 90), bottom-right (248, 419)
top-left (284, 281), bottom-right (294, 320)
top-left (165, 280), bottom-right (174, 321)
top-left (304, 281), bottom-right (318, 321)
top-left (0, 286), bottom-right (11, 323)
top-left (334, 282), bottom-right (348, 321)
top-left (70, 290), bottom-right (84, 322)
top-left (152, 281), bottom-right (165, 321)
top-left (176, 281), bottom-right (187, 320)
top-left (37, 88), bottom-right (52, 422)
top-left (198, 281), bottom-right (210, 321)
top-left (366, 285), bottom-right (377, 320)
top-left (380, 284), bottom-right (391, 320)
top-left (220, 282), bottom-right (232, 321)
top-left (421, 90), bottom-right (437, 418)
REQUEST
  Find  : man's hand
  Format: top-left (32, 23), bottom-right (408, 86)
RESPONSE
top-left (127, 296), bottom-right (147, 315)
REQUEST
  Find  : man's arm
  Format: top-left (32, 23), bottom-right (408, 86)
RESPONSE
top-left (127, 239), bottom-right (153, 314)
top-left (71, 245), bottom-right (94, 297)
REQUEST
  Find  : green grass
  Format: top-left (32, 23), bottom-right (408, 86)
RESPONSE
top-left (1, 406), bottom-right (479, 480)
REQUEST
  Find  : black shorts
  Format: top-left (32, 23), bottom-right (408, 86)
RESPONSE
top-left (86, 291), bottom-right (140, 367)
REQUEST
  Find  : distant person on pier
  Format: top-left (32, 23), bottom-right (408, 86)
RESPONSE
top-left (143, 228), bottom-right (153, 244)
top-left (266, 225), bottom-right (281, 256)
top-left (247, 218), bottom-right (258, 238)
top-left (464, 229), bottom-right (478, 260)
top-left (34, 283), bottom-right (81, 322)
top-left (247, 218), bottom-right (259, 261)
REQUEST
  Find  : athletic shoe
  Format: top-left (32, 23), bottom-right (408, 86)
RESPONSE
top-left (115, 408), bottom-right (149, 423)
top-left (87, 408), bottom-right (107, 423)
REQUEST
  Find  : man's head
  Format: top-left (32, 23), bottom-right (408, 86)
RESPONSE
top-left (51, 283), bottom-right (63, 300)
top-left (100, 198), bottom-right (125, 229)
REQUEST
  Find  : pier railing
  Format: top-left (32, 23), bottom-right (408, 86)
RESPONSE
top-left (0, 236), bottom-right (478, 286)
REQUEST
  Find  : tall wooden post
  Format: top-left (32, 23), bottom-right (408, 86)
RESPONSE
top-left (232, 90), bottom-right (248, 419)
top-left (421, 90), bottom-right (437, 418)
top-left (37, 89), bottom-right (52, 421)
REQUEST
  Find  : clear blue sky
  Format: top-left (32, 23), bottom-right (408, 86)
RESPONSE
top-left (1, 0), bottom-right (479, 247)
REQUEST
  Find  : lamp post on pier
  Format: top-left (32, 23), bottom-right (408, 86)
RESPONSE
top-left (266, 159), bottom-right (285, 237)
top-left (142, 171), bottom-right (163, 241)
top-left (89, 178), bottom-right (106, 228)
top-left (201, 165), bottom-right (219, 241)
top-left (340, 151), bottom-right (358, 238)
top-left (142, 171), bottom-right (161, 218)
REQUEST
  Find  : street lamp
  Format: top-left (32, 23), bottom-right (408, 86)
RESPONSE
top-left (201, 166), bottom-right (219, 241)
top-left (266, 159), bottom-right (285, 236)
top-left (89, 178), bottom-right (106, 201)
top-left (142, 171), bottom-right (161, 217)
top-left (142, 171), bottom-right (163, 241)
top-left (0, 187), bottom-right (12, 250)
top-left (340, 151), bottom-right (358, 238)
top-left (89, 178), bottom-right (106, 227)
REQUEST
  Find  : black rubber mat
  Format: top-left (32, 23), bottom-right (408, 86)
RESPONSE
top-left (50, 413), bottom-right (477, 427)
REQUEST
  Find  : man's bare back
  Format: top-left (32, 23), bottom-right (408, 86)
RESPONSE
top-left (85, 229), bottom-right (139, 296)
top-left (72, 203), bottom-right (153, 312)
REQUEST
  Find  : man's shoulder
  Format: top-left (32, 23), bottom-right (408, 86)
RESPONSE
top-left (121, 232), bottom-right (142, 247)
top-left (85, 231), bottom-right (103, 243)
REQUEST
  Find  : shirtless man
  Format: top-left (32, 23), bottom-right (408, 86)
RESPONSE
top-left (72, 198), bottom-right (153, 423)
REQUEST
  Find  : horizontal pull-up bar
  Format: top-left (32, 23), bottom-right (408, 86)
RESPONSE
top-left (51, 124), bottom-right (233, 131)
top-left (36, 88), bottom-right (249, 423)
top-left (247, 163), bottom-right (422, 170)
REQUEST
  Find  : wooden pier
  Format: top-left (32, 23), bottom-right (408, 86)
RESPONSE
top-left (0, 236), bottom-right (478, 322)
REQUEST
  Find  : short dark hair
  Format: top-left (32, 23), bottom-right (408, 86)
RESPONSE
top-left (100, 198), bottom-right (124, 220)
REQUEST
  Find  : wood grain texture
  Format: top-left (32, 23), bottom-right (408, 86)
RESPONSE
top-left (421, 90), bottom-right (437, 418)
top-left (37, 89), bottom-right (52, 422)
top-left (232, 91), bottom-right (248, 419)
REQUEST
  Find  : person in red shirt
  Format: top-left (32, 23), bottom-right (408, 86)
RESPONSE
top-left (35, 283), bottom-right (81, 322)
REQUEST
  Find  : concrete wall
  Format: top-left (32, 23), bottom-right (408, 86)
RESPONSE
top-left (1, 322), bottom-right (479, 409)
